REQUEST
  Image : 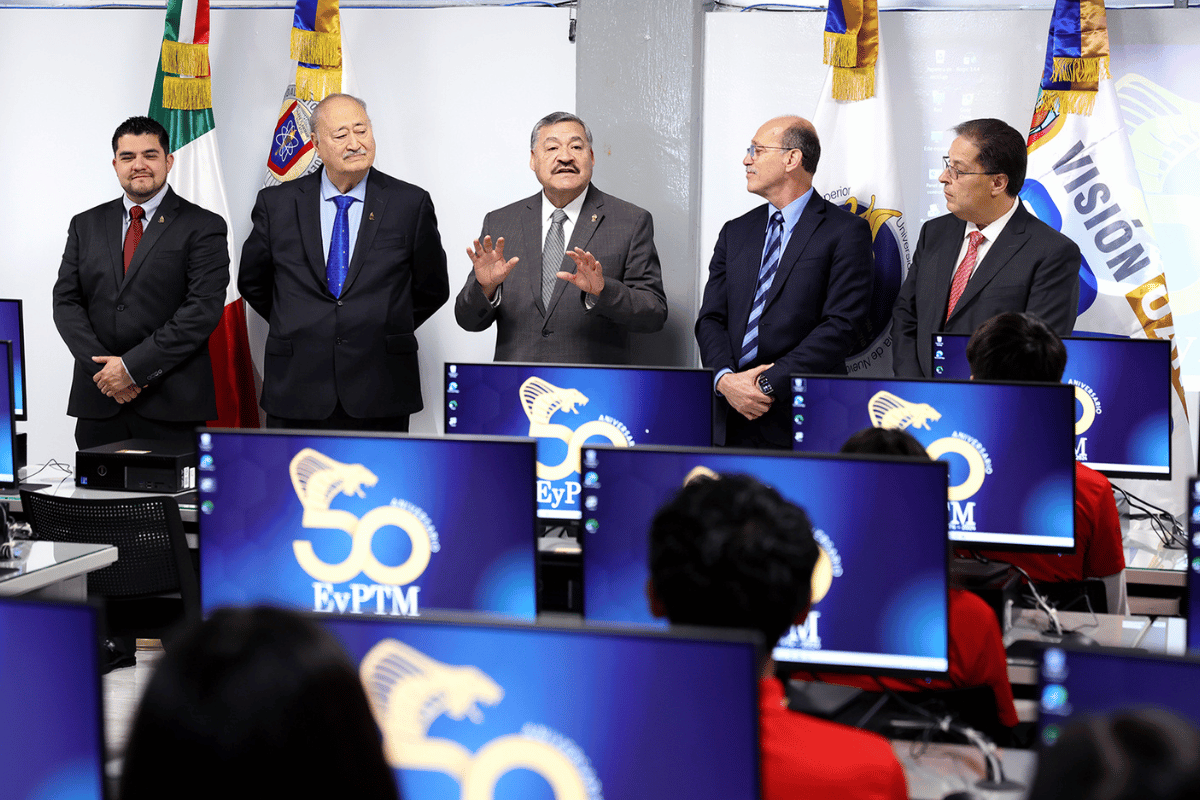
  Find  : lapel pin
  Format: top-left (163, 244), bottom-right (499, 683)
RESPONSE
top-left (158, 216), bottom-right (165, 223)
top-left (591, 214), bottom-right (597, 222)
top-left (369, 212), bottom-right (376, 221)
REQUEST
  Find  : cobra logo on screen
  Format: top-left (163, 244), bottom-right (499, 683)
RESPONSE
top-left (520, 377), bottom-right (634, 510)
top-left (868, 391), bottom-right (993, 533)
top-left (290, 448), bottom-right (440, 617)
top-left (362, 639), bottom-right (601, 800)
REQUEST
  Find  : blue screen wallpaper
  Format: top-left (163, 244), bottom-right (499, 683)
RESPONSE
top-left (792, 376), bottom-right (1076, 550)
top-left (444, 363), bottom-right (712, 520)
top-left (322, 615), bottom-right (760, 800)
top-left (931, 334), bottom-right (1171, 478)
top-left (0, 300), bottom-right (24, 418)
top-left (0, 600), bottom-right (104, 800)
top-left (1038, 646), bottom-right (1200, 748)
top-left (580, 447), bottom-right (951, 676)
top-left (198, 431), bottom-right (538, 619)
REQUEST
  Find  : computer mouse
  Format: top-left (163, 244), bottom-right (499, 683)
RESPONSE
top-left (941, 792), bottom-right (982, 800)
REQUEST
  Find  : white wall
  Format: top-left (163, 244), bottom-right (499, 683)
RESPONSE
top-left (0, 6), bottom-right (575, 469)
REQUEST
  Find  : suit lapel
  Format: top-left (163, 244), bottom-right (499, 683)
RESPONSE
top-left (121, 189), bottom-right (179, 292)
top-left (761, 195), bottom-right (823, 313)
top-left (342, 170), bottom-right (384, 296)
top-left (931, 216), bottom-right (968, 323)
top-left (730, 207), bottom-right (769, 343)
top-left (297, 172), bottom-right (326, 289)
top-left (522, 193), bottom-right (547, 315)
top-left (947, 205), bottom-right (1028, 324)
top-left (105, 199), bottom-right (126, 290)
top-left (547, 186), bottom-right (603, 318)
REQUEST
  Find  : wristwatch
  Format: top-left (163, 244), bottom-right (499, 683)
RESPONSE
top-left (757, 373), bottom-right (774, 396)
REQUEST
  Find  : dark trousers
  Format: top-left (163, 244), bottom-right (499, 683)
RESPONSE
top-left (75, 408), bottom-right (203, 450)
top-left (266, 400), bottom-right (409, 433)
top-left (723, 408), bottom-right (791, 450)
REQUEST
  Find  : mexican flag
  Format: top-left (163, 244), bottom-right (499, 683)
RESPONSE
top-left (148, 0), bottom-right (260, 428)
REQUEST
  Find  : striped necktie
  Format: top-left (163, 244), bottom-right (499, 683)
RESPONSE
top-left (739, 211), bottom-right (785, 368)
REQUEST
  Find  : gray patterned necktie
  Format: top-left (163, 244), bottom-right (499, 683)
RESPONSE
top-left (542, 209), bottom-right (568, 310)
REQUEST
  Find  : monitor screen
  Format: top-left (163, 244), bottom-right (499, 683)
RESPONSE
top-left (197, 430), bottom-right (538, 619)
top-left (0, 599), bottom-right (106, 800)
top-left (0, 299), bottom-right (26, 420)
top-left (0, 342), bottom-right (15, 487)
top-left (930, 333), bottom-right (1172, 480)
top-left (1188, 477), bottom-right (1200, 651)
top-left (792, 375), bottom-right (1076, 551)
top-left (1038, 644), bottom-right (1200, 748)
top-left (321, 612), bottom-right (761, 800)
top-left (579, 445), bottom-right (951, 677)
top-left (443, 363), bottom-right (712, 520)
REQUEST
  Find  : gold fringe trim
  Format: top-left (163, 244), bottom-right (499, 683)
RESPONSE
top-left (290, 27), bottom-right (341, 68)
top-left (160, 40), bottom-right (209, 77)
top-left (163, 76), bottom-right (212, 110)
top-left (294, 66), bottom-right (342, 102)
top-left (1050, 55), bottom-right (1110, 83)
top-left (823, 31), bottom-right (858, 68)
top-left (1035, 88), bottom-right (1098, 117)
top-left (831, 66), bottom-right (875, 102)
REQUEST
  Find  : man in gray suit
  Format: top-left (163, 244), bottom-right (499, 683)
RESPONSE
top-left (455, 112), bottom-right (666, 364)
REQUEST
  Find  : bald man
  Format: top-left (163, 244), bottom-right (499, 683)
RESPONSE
top-left (696, 116), bottom-right (873, 448)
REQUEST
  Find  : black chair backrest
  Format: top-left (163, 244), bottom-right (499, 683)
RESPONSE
top-left (19, 490), bottom-right (198, 615)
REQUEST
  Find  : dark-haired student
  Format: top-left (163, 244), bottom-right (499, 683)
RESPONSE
top-left (648, 473), bottom-right (908, 800)
top-left (964, 312), bottom-right (1126, 613)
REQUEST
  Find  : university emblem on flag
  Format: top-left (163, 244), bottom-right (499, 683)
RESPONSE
top-left (266, 88), bottom-right (318, 185)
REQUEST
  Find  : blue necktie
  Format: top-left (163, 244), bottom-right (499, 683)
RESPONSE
top-left (327, 195), bottom-right (356, 297)
top-left (739, 211), bottom-right (785, 368)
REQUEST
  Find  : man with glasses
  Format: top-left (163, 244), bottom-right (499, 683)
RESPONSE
top-left (696, 115), bottom-right (873, 448)
top-left (456, 111), bottom-right (666, 364)
top-left (891, 118), bottom-right (1080, 378)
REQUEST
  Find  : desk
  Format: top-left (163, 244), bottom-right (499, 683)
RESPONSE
top-left (0, 540), bottom-right (118, 601)
top-left (895, 740), bottom-right (1037, 800)
top-left (1126, 566), bottom-right (1185, 616)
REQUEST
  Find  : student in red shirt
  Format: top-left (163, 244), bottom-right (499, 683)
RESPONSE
top-left (964, 312), bottom-right (1126, 613)
top-left (648, 474), bottom-right (908, 800)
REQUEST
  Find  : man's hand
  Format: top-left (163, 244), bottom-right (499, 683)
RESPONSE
top-left (717, 363), bottom-right (774, 420)
top-left (467, 235), bottom-right (519, 300)
top-left (92, 355), bottom-right (134, 396)
top-left (113, 385), bottom-right (142, 404)
top-left (559, 248), bottom-right (605, 296)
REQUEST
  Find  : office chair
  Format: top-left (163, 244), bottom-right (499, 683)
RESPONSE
top-left (19, 490), bottom-right (200, 644)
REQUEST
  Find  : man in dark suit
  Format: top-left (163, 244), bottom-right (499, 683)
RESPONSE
top-left (53, 116), bottom-right (230, 449)
top-left (891, 118), bottom-right (1080, 378)
top-left (239, 94), bottom-right (449, 431)
top-left (455, 111), bottom-right (666, 364)
top-left (696, 116), bottom-right (873, 448)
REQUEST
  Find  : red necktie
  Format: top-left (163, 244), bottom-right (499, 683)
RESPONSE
top-left (123, 205), bottom-right (145, 273)
top-left (945, 230), bottom-right (985, 322)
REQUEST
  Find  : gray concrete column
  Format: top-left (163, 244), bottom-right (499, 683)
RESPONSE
top-left (576, 0), bottom-right (706, 367)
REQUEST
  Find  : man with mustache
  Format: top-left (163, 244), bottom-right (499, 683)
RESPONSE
top-left (240, 94), bottom-right (449, 431)
top-left (455, 112), bottom-right (666, 364)
top-left (891, 118), bottom-right (1080, 377)
top-left (53, 115), bottom-right (229, 448)
top-left (696, 115), bottom-right (873, 448)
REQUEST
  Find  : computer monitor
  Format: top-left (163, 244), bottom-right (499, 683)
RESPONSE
top-left (321, 612), bottom-right (761, 800)
top-left (0, 299), bottom-right (27, 421)
top-left (443, 363), bottom-right (713, 520)
top-left (197, 430), bottom-right (539, 619)
top-left (1188, 477), bottom-right (1200, 650)
top-left (579, 445), bottom-right (951, 678)
top-left (930, 332), bottom-right (1172, 480)
top-left (792, 375), bottom-right (1076, 552)
top-left (1038, 644), bottom-right (1200, 748)
top-left (0, 342), bottom-right (16, 488)
top-left (0, 598), bottom-right (106, 800)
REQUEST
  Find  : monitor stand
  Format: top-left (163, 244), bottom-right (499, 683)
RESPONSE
top-left (785, 679), bottom-right (864, 718)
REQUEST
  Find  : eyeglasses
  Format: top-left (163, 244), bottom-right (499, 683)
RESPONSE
top-left (942, 156), bottom-right (1001, 181)
top-left (746, 144), bottom-right (796, 160)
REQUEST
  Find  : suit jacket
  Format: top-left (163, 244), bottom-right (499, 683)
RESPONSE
top-left (696, 194), bottom-right (874, 446)
top-left (239, 167), bottom-right (449, 420)
top-left (454, 184), bottom-right (666, 364)
top-left (891, 202), bottom-right (1080, 378)
top-left (52, 187), bottom-right (229, 421)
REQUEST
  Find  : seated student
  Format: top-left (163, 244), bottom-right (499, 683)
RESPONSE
top-left (964, 311), bottom-right (1127, 614)
top-left (1026, 708), bottom-right (1200, 800)
top-left (119, 607), bottom-right (400, 800)
top-left (794, 427), bottom-right (1018, 729)
top-left (648, 474), bottom-right (909, 800)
